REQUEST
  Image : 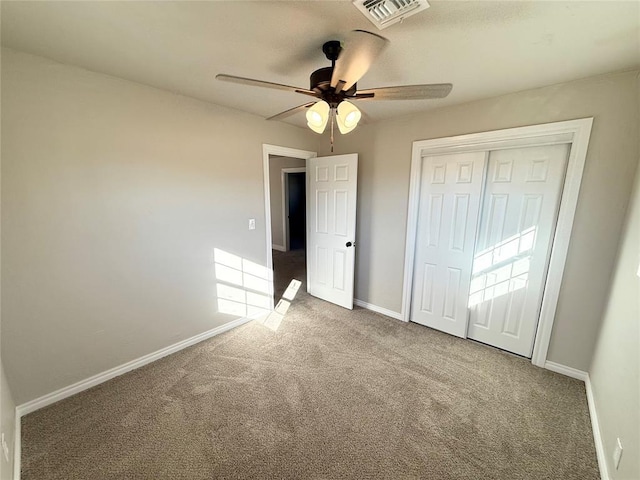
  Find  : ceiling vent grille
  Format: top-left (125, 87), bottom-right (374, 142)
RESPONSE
top-left (353, 0), bottom-right (430, 30)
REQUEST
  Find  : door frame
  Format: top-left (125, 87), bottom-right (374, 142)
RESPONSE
top-left (281, 167), bottom-right (307, 251)
top-left (262, 144), bottom-right (317, 309)
top-left (401, 118), bottom-right (593, 367)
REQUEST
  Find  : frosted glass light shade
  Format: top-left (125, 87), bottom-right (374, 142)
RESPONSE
top-left (336, 101), bottom-right (361, 134)
top-left (306, 100), bottom-right (330, 134)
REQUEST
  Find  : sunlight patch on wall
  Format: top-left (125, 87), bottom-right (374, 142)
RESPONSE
top-left (214, 248), bottom-right (272, 318)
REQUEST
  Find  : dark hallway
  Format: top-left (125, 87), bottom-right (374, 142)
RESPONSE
top-left (287, 172), bottom-right (306, 251)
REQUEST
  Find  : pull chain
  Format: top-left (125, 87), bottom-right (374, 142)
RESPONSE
top-left (330, 108), bottom-right (335, 153)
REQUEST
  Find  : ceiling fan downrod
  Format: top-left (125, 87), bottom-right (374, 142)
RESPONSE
top-left (322, 40), bottom-right (341, 69)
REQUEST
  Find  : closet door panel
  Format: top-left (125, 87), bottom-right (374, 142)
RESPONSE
top-left (410, 152), bottom-right (486, 337)
top-left (468, 144), bottom-right (570, 357)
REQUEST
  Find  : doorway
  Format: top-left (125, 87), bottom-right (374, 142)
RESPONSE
top-left (283, 169), bottom-right (306, 251)
top-left (401, 119), bottom-right (593, 368)
top-left (277, 168), bottom-right (306, 303)
top-left (263, 145), bottom-right (359, 311)
top-left (262, 145), bottom-right (316, 307)
top-left (269, 158), bottom-right (306, 301)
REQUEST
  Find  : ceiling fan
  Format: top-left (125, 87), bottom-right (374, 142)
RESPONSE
top-left (216, 30), bottom-right (452, 139)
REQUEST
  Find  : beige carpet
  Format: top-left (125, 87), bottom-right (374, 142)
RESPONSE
top-left (21, 250), bottom-right (598, 479)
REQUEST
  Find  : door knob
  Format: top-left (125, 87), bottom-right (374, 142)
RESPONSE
top-left (346, 241), bottom-right (355, 247)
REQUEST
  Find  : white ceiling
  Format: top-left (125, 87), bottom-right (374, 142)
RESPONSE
top-left (2, 1), bottom-right (639, 128)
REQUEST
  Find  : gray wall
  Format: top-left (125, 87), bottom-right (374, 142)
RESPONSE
top-left (1, 49), bottom-right (317, 404)
top-left (269, 156), bottom-right (306, 249)
top-left (326, 70), bottom-right (640, 371)
top-left (0, 47), bottom-right (17, 478)
top-left (589, 162), bottom-right (640, 479)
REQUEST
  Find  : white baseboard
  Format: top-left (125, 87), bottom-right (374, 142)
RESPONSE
top-left (15, 315), bottom-right (257, 418)
top-left (272, 244), bottom-right (286, 252)
top-left (543, 364), bottom-right (608, 479)
top-left (354, 299), bottom-right (403, 321)
top-left (12, 407), bottom-right (22, 480)
top-left (13, 410), bottom-right (20, 480)
top-left (585, 375), bottom-right (610, 480)
top-left (544, 361), bottom-right (588, 381)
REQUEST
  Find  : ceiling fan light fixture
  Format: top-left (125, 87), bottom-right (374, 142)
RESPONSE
top-left (217, 31), bottom-right (452, 134)
top-left (306, 100), bottom-right (330, 134)
top-left (336, 101), bottom-right (361, 134)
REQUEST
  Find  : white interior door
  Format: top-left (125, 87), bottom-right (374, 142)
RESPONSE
top-left (410, 152), bottom-right (486, 337)
top-left (306, 154), bottom-right (358, 309)
top-left (467, 144), bottom-right (570, 357)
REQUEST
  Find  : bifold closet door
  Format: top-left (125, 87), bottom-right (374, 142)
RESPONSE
top-left (467, 144), bottom-right (570, 357)
top-left (410, 152), bottom-right (486, 337)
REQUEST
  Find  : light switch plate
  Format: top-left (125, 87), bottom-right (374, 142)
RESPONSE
top-left (248, 218), bottom-right (256, 230)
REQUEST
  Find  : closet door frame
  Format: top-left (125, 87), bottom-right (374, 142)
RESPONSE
top-left (401, 118), bottom-right (593, 368)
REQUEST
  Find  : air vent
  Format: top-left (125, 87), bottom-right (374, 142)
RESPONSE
top-left (353, 0), bottom-right (430, 30)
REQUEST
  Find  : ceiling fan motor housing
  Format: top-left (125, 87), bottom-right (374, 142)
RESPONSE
top-left (310, 66), bottom-right (357, 107)
top-left (310, 67), bottom-right (333, 92)
top-left (308, 40), bottom-right (358, 107)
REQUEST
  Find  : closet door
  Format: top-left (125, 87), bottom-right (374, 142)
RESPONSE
top-left (410, 152), bottom-right (486, 337)
top-left (467, 144), bottom-right (570, 357)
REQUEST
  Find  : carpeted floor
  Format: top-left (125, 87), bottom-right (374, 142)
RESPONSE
top-left (272, 248), bottom-right (306, 301)
top-left (21, 249), bottom-right (599, 479)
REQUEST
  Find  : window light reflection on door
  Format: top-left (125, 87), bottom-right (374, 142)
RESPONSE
top-left (468, 227), bottom-right (536, 307)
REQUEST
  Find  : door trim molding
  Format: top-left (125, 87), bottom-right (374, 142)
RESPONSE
top-left (281, 167), bottom-right (307, 251)
top-left (401, 118), bottom-right (593, 367)
top-left (262, 145), bottom-right (317, 307)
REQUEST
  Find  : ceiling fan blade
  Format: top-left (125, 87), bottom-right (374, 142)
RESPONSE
top-left (216, 74), bottom-right (318, 98)
top-left (331, 30), bottom-right (389, 93)
top-left (355, 84), bottom-right (453, 100)
top-left (357, 106), bottom-right (372, 125)
top-left (266, 102), bottom-right (316, 121)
